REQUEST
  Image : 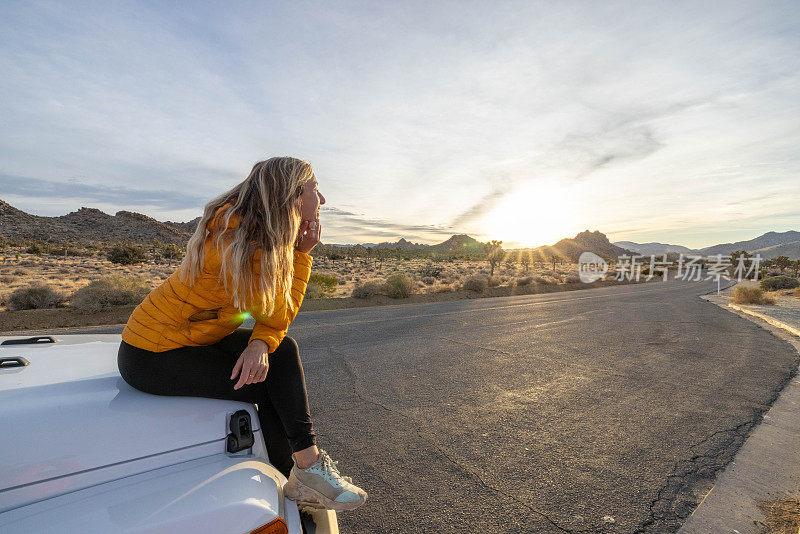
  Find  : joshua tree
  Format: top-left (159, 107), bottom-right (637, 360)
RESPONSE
top-left (484, 240), bottom-right (503, 276)
top-left (791, 259), bottom-right (800, 277)
top-left (162, 243), bottom-right (183, 263)
top-left (520, 253), bottom-right (531, 273)
top-left (376, 248), bottom-right (390, 270)
top-left (774, 255), bottom-right (791, 273)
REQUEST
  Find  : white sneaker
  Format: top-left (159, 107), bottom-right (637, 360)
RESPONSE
top-left (283, 449), bottom-right (368, 511)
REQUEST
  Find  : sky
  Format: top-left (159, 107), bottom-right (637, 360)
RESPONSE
top-left (1, 1), bottom-right (798, 249)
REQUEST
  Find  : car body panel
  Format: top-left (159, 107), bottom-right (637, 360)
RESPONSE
top-left (0, 339), bottom-right (260, 501)
top-left (0, 455), bottom-right (290, 533)
top-left (0, 334), bottom-right (339, 533)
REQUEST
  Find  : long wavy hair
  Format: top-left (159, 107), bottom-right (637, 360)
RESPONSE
top-left (178, 157), bottom-right (314, 317)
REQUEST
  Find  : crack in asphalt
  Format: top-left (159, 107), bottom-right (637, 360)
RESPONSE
top-left (329, 345), bottom-right (583, 533)
top-left (633, 418), bottom-right (757, 533)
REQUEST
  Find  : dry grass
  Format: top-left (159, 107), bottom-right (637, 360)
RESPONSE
top-left (756, 496), bottom-right (800, 534)
top-left (0, 248), bottom-right (178, 312)
top-left (0, 246), bottom-right (639, 311)
top-left (6, 283), bottom-right (68, 311)
top-left (71, 274), bottom-right (151, 312)
top-left (731, 285), bottom-right (776, 305)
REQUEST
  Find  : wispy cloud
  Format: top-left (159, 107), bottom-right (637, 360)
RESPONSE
top-left (0, 172), bottom-right (212, 211)
top-left (320, 206), bottom-right (455, 244)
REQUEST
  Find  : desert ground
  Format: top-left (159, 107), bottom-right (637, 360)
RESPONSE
top-left (0, 248), bottom-right (605, 310)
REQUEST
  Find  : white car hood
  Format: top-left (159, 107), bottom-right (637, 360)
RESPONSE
top-left (0, 338), bottom-right (260, 496)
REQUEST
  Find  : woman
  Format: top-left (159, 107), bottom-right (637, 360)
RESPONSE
top-left (117, 156), bottom-right (367, 512)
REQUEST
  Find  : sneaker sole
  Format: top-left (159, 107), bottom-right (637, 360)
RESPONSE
top-left (284, 476), bottom-right (367, 512)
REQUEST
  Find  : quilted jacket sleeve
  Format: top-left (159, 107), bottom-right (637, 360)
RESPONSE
top-left (246, 249), bottom-right (313, 352)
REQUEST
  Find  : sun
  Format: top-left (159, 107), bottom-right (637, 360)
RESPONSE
top-left (480, 182), bottom-right (581, 248)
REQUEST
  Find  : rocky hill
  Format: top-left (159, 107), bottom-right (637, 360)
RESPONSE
top-left (163, 217), bottom-right (202, 234)
top-left (533, 230), bottom-right (633, 262)
top-left (429, 234), bottom-right (485, 254)
top-left (0, 199), bottom-right (192, 245)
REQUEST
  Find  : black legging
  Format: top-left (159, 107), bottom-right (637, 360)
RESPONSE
top-left (117, 329), bottom-right (316, 478)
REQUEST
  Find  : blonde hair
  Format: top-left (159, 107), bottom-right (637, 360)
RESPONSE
top-left (179, 157), bottom-right (314, 317)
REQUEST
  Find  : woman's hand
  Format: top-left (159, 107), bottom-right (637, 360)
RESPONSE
top-left (296, 218), bottom-right (321, 254)
top-left (231, 339), bottom-right (269, 390)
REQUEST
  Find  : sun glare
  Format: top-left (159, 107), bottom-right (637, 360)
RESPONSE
top-left (480, 182), bottom-right (582, 248)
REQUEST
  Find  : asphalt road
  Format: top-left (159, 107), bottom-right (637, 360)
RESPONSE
top-left (286, 279), bottom-right (799, 533)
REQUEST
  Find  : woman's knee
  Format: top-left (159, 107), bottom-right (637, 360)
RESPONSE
top-left (282, 335), bottom-right (298, 350)
top-left (275, 336), bottom-right (299, 357)
top-left (268, 336), bottom-right (302, 372)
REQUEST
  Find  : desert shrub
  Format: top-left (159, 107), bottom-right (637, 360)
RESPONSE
top-left (385, 273), bottom-right (415, 298)
top-left (760, 276), bottom-right (799, 291)
top-left (418, 262), bottom-right (444, 279)
top-left (421, 276), bottom-right (435, 285)
top-left (161, 243), bottom-right (184, 261)
top-left (352, 280), bottom-right (385, 298)
top-left (732, 286), bottom-right (776, 305)
top-left (50, 243), bottom-right (92, 256)
top-left (7, 283), bottom-right (67, 310)
top-left (309, 273), bottom-right (338, 296)
top-left (0, 275), bottom-right (15, 284)
top-left (462, 275), bottom-right (488, 293)
top-left (487, 276), bottom-right (501, 287)
top-left (517, 276), bottom-right (534, 286)
top-left (70, 274), bottom-right (151, 311)
top-left (304, 282), bottom-right (326, 299)
top-left (107, 242), bottom-right (147, 265)
top-left (434, 284), bottom-right (454, 293)
top-left (25, 241), bottom-right (47, 254)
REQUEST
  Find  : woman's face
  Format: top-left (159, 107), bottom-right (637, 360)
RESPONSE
top-left (299, 174), bottom-right (325, 221)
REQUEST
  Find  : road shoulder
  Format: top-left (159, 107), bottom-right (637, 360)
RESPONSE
top-left (679, 289), bottom-right (800, 533)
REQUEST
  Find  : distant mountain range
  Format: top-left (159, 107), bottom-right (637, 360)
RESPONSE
top-left (697, 231), bottom-right (800, 258)
top-left (614, 230), bottom-right (800, 260)
top-left (613, 241), bottom-right (694, 255)
top-left (1, 198), bottom-right (797, 260)
top-left (318, 234), bottom-right (488, 255)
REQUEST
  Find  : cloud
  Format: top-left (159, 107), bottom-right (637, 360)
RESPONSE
top-left (448, 121), bottom-right (667, 228)
top-left (450, 188), bottom-right (507, 228)
top-left (320, 206), bottom-right (457, 244)
top-left (0, 172), bottom-right (208, 210)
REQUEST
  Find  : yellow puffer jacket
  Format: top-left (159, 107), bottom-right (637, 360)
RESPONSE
top-left (121, 203), bottom-right (313, 353)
